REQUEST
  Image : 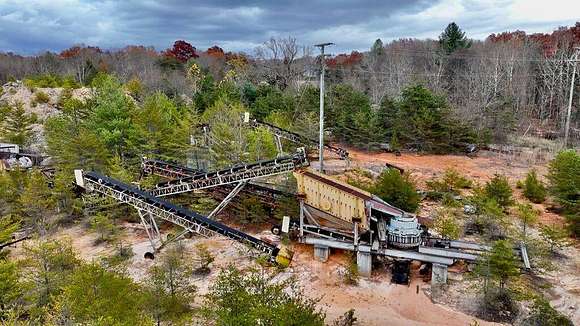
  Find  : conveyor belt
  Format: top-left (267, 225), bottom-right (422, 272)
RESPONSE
top-left (148, 149), bottom-right (308, 197)
top-left (142, 158), bottom-right (204, 179)
top-left (80, 171), bottom-right (279, 258)
top-left (250, 119), bottom-right (349, 160)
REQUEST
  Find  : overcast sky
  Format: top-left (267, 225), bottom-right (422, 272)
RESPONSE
top-left (0, 0), bottom-right (578, 55)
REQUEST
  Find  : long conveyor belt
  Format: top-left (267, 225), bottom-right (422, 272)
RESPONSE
top-left (78, 171), bottom-right (280, 259)
top-left (249, 119), bottom-right (349, 160)
top-left (141, 158), bottom-right (204, 179)
top-left (146, 149), bottom-right (308, 197)
top-left (142, 158), bottom-right (294, 200)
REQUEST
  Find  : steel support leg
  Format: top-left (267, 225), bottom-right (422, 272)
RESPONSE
top-left (138, 209), bottom-right (161, 252)
top-left (299, 200), bottom-right (304, 238)
top-left (275, 135), bottom-right (284, 157)
top-left (207, 181), bottom-right (247, 219)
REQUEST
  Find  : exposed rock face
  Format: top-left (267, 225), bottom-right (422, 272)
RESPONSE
top-left (0, 81), bottom-right (92, 153)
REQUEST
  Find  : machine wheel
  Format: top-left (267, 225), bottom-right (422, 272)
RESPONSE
top-left (271, 225), bottom-right (281, 235)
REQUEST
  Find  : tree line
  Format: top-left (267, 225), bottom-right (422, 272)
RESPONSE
top-left (1, 22), bottom-right (579, 146)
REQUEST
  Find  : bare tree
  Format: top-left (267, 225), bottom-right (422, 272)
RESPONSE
top-left (255, 36), bottom-right (309, 90)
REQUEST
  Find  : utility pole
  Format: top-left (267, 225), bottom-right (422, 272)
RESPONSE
top-left (564, 47), bottom-right (580, 148)
top-left (314, 42), bottom-right (333, 173)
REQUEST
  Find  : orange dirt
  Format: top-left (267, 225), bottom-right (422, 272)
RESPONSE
top-left (290, 244), bottom-right (498, 326)
top-left (345, 148), bottom-right (548, 187)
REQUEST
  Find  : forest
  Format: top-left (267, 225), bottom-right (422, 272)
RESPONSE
top-left (0, 22), bottom-right (579, 325)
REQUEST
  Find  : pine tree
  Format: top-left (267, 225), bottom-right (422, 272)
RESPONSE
top-left (439, 22), bottom-right (471, 54)
top-left (19, 170), bottom-right (56, 235)
top-left (1, 102), bottom-right (36, 146)
top-left (0, 260), bottom-right (23, 317)
top-left (476, 240), bottom-right (519, 290)
top-left (370, 38), bottom-right (384, 56)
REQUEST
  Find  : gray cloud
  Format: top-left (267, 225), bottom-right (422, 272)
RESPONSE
top-left (0, 0), bottom-right (578, 55)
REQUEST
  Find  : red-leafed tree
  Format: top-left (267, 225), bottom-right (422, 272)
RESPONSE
top-left (59, 45), bottom-right (102, 58)
top-left (326, 51), bottom-right (363, 67)
top-left (488, 22), bottom-right (580, 57)
top-left (164, 40), bottom-right (198, 62)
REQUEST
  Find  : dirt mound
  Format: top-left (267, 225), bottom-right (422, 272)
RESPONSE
top-left (1, 81), bottom-right (92, 152)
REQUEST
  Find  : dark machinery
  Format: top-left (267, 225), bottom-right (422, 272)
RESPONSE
top-left (75, 170), bottom-right (292, 264)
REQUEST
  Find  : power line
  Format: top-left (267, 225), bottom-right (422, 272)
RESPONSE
top-left (329, 47), bottom-right (578, 63)
top-left (325, 66), bottom-right (569, 79)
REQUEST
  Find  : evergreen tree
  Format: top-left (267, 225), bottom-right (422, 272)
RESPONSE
top-left (201, 266), bottom-right (325, 325)
top-left (377, 85), bottom-right (476, 153)
top-left (0, 260), bottom-right (22, 318)
top-left (145, 244), bottom-right (195, 324)
top-left (484, 174), bottom-right (513, 208)
top-left (547, 150), bottom-right (579, 235)
top-left (433, 208), bottom-right (461, 239)
top-left (439, 22), bottom-right (471, 54)
top-left (539, 224), bottom-right (570, 253)
top-left (0, 215), bottom-right (20, 258)
top-left (1, 102), bottom-right (35, 146)
top-left (370, 38), bottom-right (384, 56)
top-left (87, 73), bottom-right (138, 157)
top-left (522, 169), bottom-right (547, 203)
top-left (19, 169), bottom-right (56, 235)
top-left (56, 263), bottom-right (151, 325)
top-left (134, 92), bottom-right (194, 162)
top-left (516, 202), bottom-right (539, 239)
top-left (372, 169), bottom-right (420, 212)
top-left (476, 240), bottom-right (519, 290)
top-left (20, 239), bottom-right (80, 309)
top-left (327, 84), bottom-right (377, 145)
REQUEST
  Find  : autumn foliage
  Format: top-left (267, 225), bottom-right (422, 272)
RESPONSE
top-left (488, 22), bottom-right (580, 56)
top-left (326, 51), bottom-right (363, 67)
top-left (164, 40), bottom-right (198, 62)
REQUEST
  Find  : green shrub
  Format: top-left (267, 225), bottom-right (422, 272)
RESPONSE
top-left (57, 87), bottom-right (74, 108)
top-left (547, 150), bottom-right (579, 236)
top-left (426, 168), bottom-right (472, 194)
top-left (33, 91), bottom-right (50, 105)
top-left (441, 193), bottom-right (462, 208)
top-left (468, 189), bottom-right (509, 238)
top-left (23, 74), bottom-right (80, 89)
top-left (432, 208), bottom-right (461, 239)
top-left (478, 287), bottom-right (519, 323)
top-left (125, 77), bottom-right (143, 99)
top-left (239, 196), bottom-right (268, 224)
top-left (341, 253), bottom-right (359, 285)
top-left (522, 170), bottom-right (547, 203)
top-left (524, 297), bottom-right (574, 326)
top-left (372, 169), bottom-right (420, 212)
top-left (484, 174), bottom-right (513, 208)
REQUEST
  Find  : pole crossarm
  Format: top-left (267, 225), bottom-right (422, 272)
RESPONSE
top-left (80, 171), bottom-right (279, 257)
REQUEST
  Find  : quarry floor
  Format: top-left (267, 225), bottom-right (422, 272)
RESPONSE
top-left (9, 149), bottom-right (579, 325)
